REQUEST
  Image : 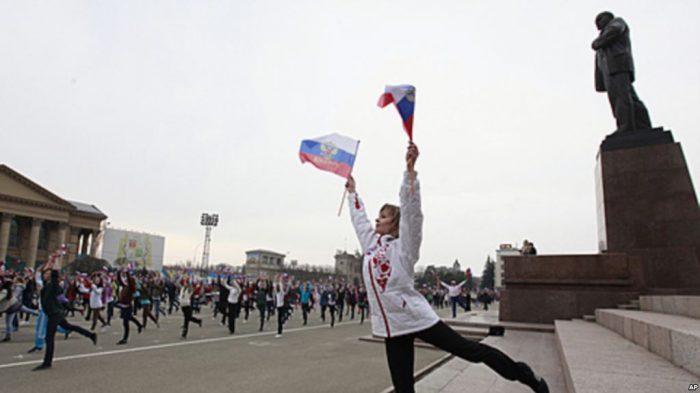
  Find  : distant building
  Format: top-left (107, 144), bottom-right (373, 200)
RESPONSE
top-left (495, 243), bottom-right (521, 290)
top-left (0, 164), bottom-right (107, 269)
top-left (452, 259), bottom-right (461, 272)
top-left (244, 249), bottom-right (285, 277)
top-left (334, 250), bottom-right (362, 285)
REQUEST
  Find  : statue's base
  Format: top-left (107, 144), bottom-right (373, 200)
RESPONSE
top-left (600, 127), bottom-right (673, 152)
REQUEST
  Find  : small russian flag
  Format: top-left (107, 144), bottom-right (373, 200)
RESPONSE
top-left (299, 133), bottom-right (359, 178)
top-left (377, 85), bottom-right (416, 140)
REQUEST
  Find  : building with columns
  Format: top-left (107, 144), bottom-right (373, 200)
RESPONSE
top-left (0, 164), bottom-right (107, 269)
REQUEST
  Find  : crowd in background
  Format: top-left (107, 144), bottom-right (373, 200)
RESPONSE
top-left (1, 260), bottom-right (496, 348)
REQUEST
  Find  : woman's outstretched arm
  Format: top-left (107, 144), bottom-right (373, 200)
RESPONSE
top-left (400, 142), bottom-right (423, 268)
top-left (346, 175), bottom-right (375, 253)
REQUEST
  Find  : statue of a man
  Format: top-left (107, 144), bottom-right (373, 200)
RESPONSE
top-left (592, 11), bottom-right (652, 132)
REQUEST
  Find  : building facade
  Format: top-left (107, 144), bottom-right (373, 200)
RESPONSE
top-left (334, 250), bottom-right (362, 285)
top-left (495, 243), bottom-right (521, 290)
top-left (244, 249), bottom-right (285, 277)
top-left (0, 164), bottom-right (107, 268)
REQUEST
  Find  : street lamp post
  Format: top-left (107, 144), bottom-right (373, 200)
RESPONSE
top-left (200, 213), bottom-right (219, 271)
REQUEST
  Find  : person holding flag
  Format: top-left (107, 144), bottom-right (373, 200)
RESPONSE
top-left (344, 142), bottom-right (549, 393)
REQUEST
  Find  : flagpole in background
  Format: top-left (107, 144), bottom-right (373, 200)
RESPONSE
top-left (338, 140), bottom-right (361, 217)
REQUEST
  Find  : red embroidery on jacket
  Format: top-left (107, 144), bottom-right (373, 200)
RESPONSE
top-left (354, 195), bottom-right (360, 210)
top-left (371, 244), bottom-right (391, 292)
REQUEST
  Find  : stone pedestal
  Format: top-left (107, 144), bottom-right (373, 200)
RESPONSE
top-left (500, 128), bottom-right (700, 323)
top-left (596, 130), bottom-right (700, 290)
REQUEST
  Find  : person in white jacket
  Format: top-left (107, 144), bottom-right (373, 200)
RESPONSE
top-left (221, 276), bottom-right (241, 334)
top-left (346, 142), bottom-right (548, 393)
top-left (80, 275), bottom-right (107, 331)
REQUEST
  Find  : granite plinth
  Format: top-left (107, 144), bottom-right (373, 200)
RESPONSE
top-left (501, 131), bottom-right (700, 323)
top-left (599, 127), bottom-right (673, 152)
top-left (499, 254), bottom-right (644, 323)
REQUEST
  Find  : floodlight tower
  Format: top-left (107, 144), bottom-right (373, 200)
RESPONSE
top-left (200, 213), bottom-right (219, 271)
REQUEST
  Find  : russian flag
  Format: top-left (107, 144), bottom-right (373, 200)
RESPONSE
top-left (377, 85), bottom-right (416, 140)
top-left (299, 133), bottom-right (359, 178)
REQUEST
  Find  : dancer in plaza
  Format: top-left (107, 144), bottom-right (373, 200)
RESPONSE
top-left (179, 279), bottom-right (202, 339)
top-left (357, 285), bottom-right (368, 324)
top-left (438, 276), bottom-right (467, 319)
top-left (84, 274), bottom-right (108, 331)
top-left (116, 270), bottom-right (143, 345)
top-left (256, 278), bottom-right (269, 331)
top-left (222, 276), bottom-right (241, 334)
top-left (298, 281), bottom-right (312, 325)
top-left (345, 142), bottom-right (549, 393)
top-left (274, 275), bottom-right (288, 338)
top-left (140, 277), bottom-right (159, 329)
top-left (326, 284), bottom-right (337, 328)
top-left (33, 250), bottom-right (96, 371)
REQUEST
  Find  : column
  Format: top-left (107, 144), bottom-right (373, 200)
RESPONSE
top-left (0, 214), bottom-right (13, 262)
top-left (27, 218), bottom-right (43, 268)
top-left (80, 231), bottom-right (89, 255)
top-left (56, 223), bottom-right (68, 247)
top-left (89, 230), bottom-right (101, 257)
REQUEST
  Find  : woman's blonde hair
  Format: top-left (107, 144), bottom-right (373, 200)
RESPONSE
top-left (380, 204), bottom-right (401, 238)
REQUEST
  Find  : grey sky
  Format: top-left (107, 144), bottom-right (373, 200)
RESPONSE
top-left (2, 1), bottom-right (699, 274)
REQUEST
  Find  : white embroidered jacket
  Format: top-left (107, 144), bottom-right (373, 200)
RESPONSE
top-left (349, 171), bottom-right (439, 338)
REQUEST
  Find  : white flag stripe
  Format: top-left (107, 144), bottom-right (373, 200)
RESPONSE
top-left (314, 133), bottom-right (359, 155)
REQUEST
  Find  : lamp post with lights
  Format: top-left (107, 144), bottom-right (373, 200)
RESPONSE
top-left (200, 213), bottom-right (219, 271)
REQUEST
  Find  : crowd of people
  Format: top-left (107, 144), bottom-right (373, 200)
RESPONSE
top-left (1, 255), bottom-right (395, 357)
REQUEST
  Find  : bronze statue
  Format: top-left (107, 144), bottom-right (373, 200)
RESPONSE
top-left (592, 11), bottom-right (652, 132)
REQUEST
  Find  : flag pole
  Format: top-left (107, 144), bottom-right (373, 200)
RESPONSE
top-left (338, 140), bottom-right (361, 217)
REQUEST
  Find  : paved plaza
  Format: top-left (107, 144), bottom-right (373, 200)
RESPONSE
top-left (0, 306), bottom-right (457, 393)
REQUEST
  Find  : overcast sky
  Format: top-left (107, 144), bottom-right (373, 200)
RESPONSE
top-left (2, 1), bottom-right (699, 274)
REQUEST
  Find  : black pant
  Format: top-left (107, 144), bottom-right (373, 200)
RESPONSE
top-left (301, 303), bottom-right (310, 325)
top-left (384, 321), bottom-right (538, 393)
top-left (258, 305), bottom-right (266, 331)
top-left (44, 314), bottom-right (93, 367)
top-left (337, 303), bottom-right (344, 322)
top-left (227, 303), bottom-right (239, 334)
top-left (120, 305), bottom-right (142, 341)
top-left (181, 306), bottom-right (201, 338)
top-left (220, 301), bottom-right (228, 325)
top-left (606, 72), bottom-right (651, 132)
top-left (277, 306), bottom-right (286, 335)
top-left (328, 305), bottom-right (336, 327)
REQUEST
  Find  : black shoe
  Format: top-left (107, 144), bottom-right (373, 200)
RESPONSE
top-left (64, 332), bottom-right (70, 340)
top-left (32, 364), bottom-right (51, 371)
top-left (90, 333), bottom-right (98, 346)
top-left (27, 346), bottom-right (41, 353)
top-left (137, 325), bottom-right (143, 334)
top-left (517, 362), bottom-right (548, 393)
top-left (116, 339), bottom-right (127, 345)
top-left (197, 320), bottom-right (202, 328)
top-left (1, 337), bottom-right (10, 342)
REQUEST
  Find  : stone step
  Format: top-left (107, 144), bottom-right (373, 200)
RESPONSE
top-left (414, 330), bottom-right (566, 393)
top-left (639, 295), bottom-right (700, 319)
top-left (617, 303), bottom-right (640, 310)
top-left (596, 308), bottom-right (700, 376)
top-left (444, 318), bottom-right (555, 333)
top-left (378, 354), bottom-right (453, 393)
top-left (582, 314), bottom-right (596, 322)
top-left (555, 319), bottom-right (695, 392)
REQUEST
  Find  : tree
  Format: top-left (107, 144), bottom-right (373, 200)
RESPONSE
top-left (481, 256), bottom-right (495, 290)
